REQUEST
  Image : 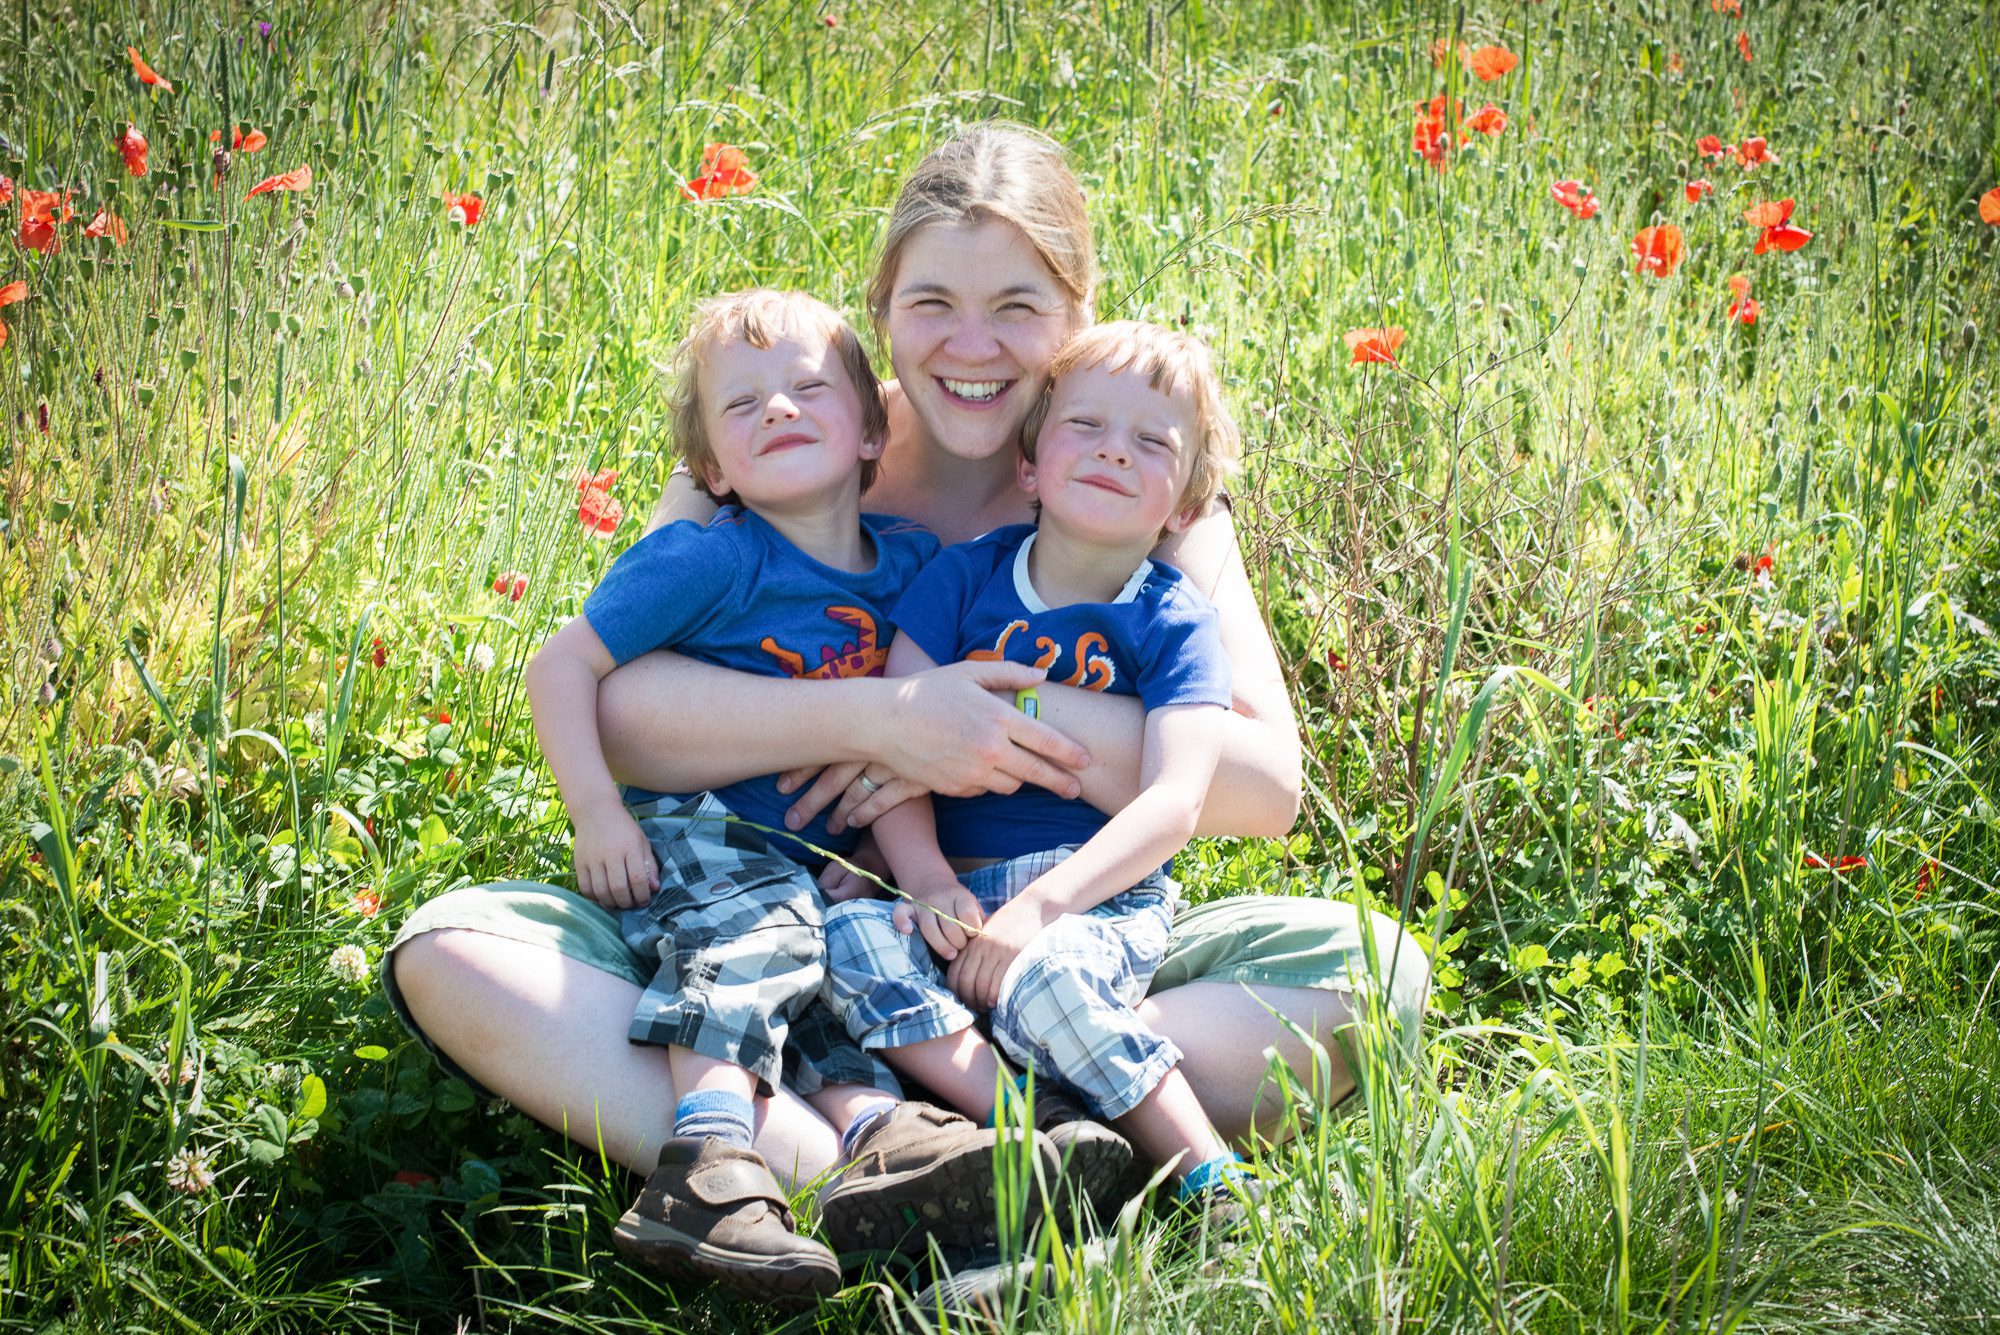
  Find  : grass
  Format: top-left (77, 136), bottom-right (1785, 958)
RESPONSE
top-left (3, 0), bottom-right (1998, 1330)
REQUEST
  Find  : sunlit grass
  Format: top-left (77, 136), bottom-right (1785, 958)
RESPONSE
top-left (3, 0), bottom-right (1996, 1330)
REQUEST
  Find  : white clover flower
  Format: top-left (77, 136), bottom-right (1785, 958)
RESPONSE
top-left (302, 709), bottom-right (326, 742)
top-left (165, 1146), bottom-right (215, 1194)
top-left (328, 943), bottom-right (369, 984)
top-left (468, 643), bottom-right (496, 674)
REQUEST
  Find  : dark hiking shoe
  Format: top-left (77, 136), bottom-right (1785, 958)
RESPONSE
top-left (819, 1102), bottom-right (1058, 1259)
top-left (611, 1136), bottom-right (842, 1300)
top-left (1028, 1089), bottom-right (1136, 1226)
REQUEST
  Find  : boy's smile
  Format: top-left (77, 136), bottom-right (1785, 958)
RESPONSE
top-left (1021, 363), bottom-right (1200, 548)
top-left (699, 332), bottom-right (881, 514)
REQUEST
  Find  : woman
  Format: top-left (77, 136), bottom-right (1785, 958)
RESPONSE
top-left (383, 124), bottom-right (1428, 1190)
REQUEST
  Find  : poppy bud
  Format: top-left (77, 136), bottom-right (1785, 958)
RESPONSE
top-left (335, 280), bottom-right (355, 301)
top-left (214, 147), bottom-right (231, 181)
top-left (38, 681), bottom-right (56, 705)
top-left (1496, 302), bottom-right (1516, 322)
top-left (1961, 320), bottom-right (1978, 350)
top-left (1836, 386), bottom-right (1856, 412)
top-left (447, 204), bottom-right (467, 226)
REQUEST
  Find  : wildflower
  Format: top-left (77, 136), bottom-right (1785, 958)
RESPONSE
top-left (1430, 37), bottom-right (1467, 67)
top-left (351, 889), bottom-right (382, 918)
top-left (1982, 188), bottom-right (2000, 225)
top-left (1686, 178), bottom-right (1714, 202)
top-left (372, 637), bottom-right (388, 668)
top-left (1669, 52), bottom-right (1684, 75)
top-left (573, 466), bottom-right (619, 493)
top-left (1736, 31), bottom-right (1753, 61)
top-left (1803, 853), bottom-right (1867, 873)
top-left (1343, 327), bottom-right (1405, 364)
top-left (127, 45), bottom-right (174, 91)
top-left (468, 643), bottom-right (496, 673)
top-left (681, 143), bottom-right (757, 200)
top-left (1915, 858), bottom-right (1937, 899)
top-left (1630, 224), bottom-right (1685, 277)
top-left (1711, 0), bottom-right (1741, 12)
top-left (1745, 198), bottom-right (1812, 253)
top-left (1550, 179), bottom-right (1599, 219)
top-left (1326, 649), bottom-right (1348, 672)
top-left (1463, 104), bottom-right (1508, 136)
top-left (823, 13), bottom-right (838, 26)
top-left (493, 570), bottom-right (528, 600)
top-left (1726, 273), bottom-right (1759, 324)
top-left (1697, 134), bottom-right (1732, 161)
top-left (245, 166), bottom-right (312, 198)
top-left (391, 1170), bottom-right (438, 1187)
top-left (209, 125), bottom-right (268, 152)
top-left (83, 208), bottom-right (128, 246)
top-left (119, 123), bottom-right (149, 176)
top-left (579, 485), bottom-right (625, 536)
top-left (0, 280), bottom-right (25, 350)
top-left (443, 191), bottom-right (484, 227)
top-left (1734, 135), bottom-right (1774, 168)
top-left (1468, 45), bottom-right (1518, 81)
top-left (18, 189), bottom-right (72, 255)
top-left (328, 943), bottom-right (369, 983)
top-left (1411, 111), bottom-right (1450, 168)
top-left (0, 176), bottom-right (11, 204)
top-left (165, 1146), bottom-right (215, 1194)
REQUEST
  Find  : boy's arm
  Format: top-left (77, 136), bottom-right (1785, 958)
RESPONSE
top-left (524, 617), bottom-right (661, 910)
top-left (870, 635), bottom-right (986, 962)
top-left (946, 702), bottom-right (1225, 1010)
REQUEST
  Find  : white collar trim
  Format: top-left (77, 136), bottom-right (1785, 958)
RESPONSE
top-left (1011, 530), bottom-right (1152, 612)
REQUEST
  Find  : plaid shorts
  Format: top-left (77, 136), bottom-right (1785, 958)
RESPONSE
top-left (823, 846), bottom-right (1183, 1120)
top-left (620, 793), bottom-right (898, 1098)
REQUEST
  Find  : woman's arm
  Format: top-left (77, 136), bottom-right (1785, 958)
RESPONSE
top-left (1036, 504), bottom-right (1302, 838)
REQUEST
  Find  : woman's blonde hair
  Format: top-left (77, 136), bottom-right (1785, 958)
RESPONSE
top-left (866, 123), bottom-right (1096, 337)
top-left (1020, 321), bottom-right (1241, 518)
top-left (667, 289), bottom-right (889, 497)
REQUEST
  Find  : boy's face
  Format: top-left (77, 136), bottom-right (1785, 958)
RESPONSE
top-left (697, 329), bottom-right (881, 511)
top-left (1020, 362), bottom-right (1201, 545)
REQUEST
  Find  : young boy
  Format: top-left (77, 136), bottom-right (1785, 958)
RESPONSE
top-left (822, 321), bottom-right (1249, 1220)
top-left (525, 290), bottom-right (1040, 1299)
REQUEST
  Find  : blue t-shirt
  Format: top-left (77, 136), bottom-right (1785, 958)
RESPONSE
top-left (891, 524), bottom-right (1231, 860)
top-left (584, 506), bottom-right (939, 866)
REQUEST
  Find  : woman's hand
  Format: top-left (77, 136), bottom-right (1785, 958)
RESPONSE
top-left (778, 660), bottom-right (1091, 829)
top-left (778, 761), bottom-right (927, 835)
top-left (946, 897), bottom-right (1056, 1011)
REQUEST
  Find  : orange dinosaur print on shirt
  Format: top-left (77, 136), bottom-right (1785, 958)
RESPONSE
top-left (967, 621), bottom-right (1117, 691)
top-left (761, 606), bottom-right (886, 679)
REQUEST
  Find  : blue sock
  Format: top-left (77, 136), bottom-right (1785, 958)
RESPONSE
top-left (1174, 1152), bottom-right (1246, 1201)
top-left (986, 1071), bottom-right (1034, 1128)
top-left (838, 1097), bottom-right (898, 1160)
top-left (674, 1089), bottom-right (755, 1149)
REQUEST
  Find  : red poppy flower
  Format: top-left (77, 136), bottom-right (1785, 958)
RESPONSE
top-left (824, 13), bottom-right (839, 26)
top-left (443, 191), bottom-right (485, 227)
top-left (17, 189), bottom-right (72, 255)
top-left (1915, 858), bottom-right (1937, 898)
top-left (493, 570), bottom-right (528, 600)
top-left (1631, 224), bottom-right (1685, 277)
top-left (209, 126), bottom-right (269, 153)
top-left (681, 143), bottom-right (757, 201)
top-left (1711, 0), bottom-right (1741, 12)
top-left (119, 123), bottom-right (148, 177)
top-left (1742, 199), bottom-right (1793, 228)
top-left (0, 279), bottom-right (25, 350)
top-left (1803, 853), bottom-right (1867, 873)
top-left (1468, 46), bottom-right (1518, 81)
top-left (371, 637), bottom-right (388, 668)
top-left (82, 208), bottom-right (128, 246)
top-left (1686, 178), bottom-right (1713, 202)
top-left (352, 889), bottom-right (382, 917)
top-left (127, 45), bottom-right (173, 91)
top-left (1697, 134), bottom-right (1731, 161)
top-left (1411, 112), bottom-right (1451, 167)
top-left (1463, 104), bottom-right (1508, 136)
top-left (1752, 549), bottom-right (1775, 577)
top-left (1736, 31), bottom-right (1753, 61)
top-left (578, 485), bottom-right (624, 536)
top-left (1727, 274), bottom-right (1752, 298)
top-left (573, 466), bottom-right (619, 494)
top-left (0, 176), bottom-right (12, 205)
top-left (1430, 37), bottom-right (1467, 67)
top-left (434, 710), bottom-right (452, 724)
top-left (245, 165), bottom-right (312, 198)
top-left (1746, 202), bottom-right (1812, 254)
top-left (1978, 187), bottom-right (2000, 225)
top-left (1734, 135), bottom-right (1774, 168)
top-left (1550, 178), bottom-right (1599, 219)
top-left (1669, 52), bottom-right (1684, 75)
top-left (1344, 327), bottom-right (1405, 364)
top-left (1728, 295), bottom-right (1759, 325)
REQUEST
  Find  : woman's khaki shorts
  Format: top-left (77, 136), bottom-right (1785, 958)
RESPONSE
top-left (381, 881), bottom-right (1430, 1101)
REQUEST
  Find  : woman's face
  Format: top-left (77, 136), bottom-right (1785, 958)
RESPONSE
top-left (885, 218), bottom-right (1083, 464)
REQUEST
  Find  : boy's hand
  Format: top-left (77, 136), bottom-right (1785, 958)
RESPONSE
top-left (892, 878), bottom-right (983, 963)
top-left (947, 897), bottom-right (1056, 1011)
top-left (571, 807), bottom-right (660, 910)
top-left (818, 833), bottom-right (890, 903)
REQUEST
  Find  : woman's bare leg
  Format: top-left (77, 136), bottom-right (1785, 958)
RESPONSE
top-left (390, 929), bottom-right (842, 1186)
top-left (1135, 982), bottom-right (1362, 1146)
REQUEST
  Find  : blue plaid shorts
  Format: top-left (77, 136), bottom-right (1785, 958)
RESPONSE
top-left (822, 846), bottom-right (1183, 1119)
top-left (620, 793), bottom-right (898, 1099)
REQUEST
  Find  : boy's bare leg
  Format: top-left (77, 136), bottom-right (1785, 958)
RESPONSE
top-left (1111, 1066), bottom-right (1230, 1182)
top-left (805, 1082), bottom-right (898, 1142)
top-left (879, 1026), bottom-right (1009, 1122)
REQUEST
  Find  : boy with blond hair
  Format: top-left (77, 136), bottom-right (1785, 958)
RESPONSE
top-left (525, 289), bottom-right (1036, 1299)
top-left (823, 320), bottom-right (1251, 1217)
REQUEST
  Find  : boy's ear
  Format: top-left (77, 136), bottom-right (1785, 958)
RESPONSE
top-left (859, 428), bottom-right (887, 462)
top-left (1162, 497), bottom-right (1207, 535)
top-left (1016, 450), bottom-right (1039, 499)
top-left (698, 461), bottom-right (734, 499)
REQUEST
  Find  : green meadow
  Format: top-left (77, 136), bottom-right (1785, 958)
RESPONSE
top-left (5, 0), bottom-right (1998, 1329)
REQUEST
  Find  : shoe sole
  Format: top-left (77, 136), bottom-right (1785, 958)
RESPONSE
top-left (821, 1131), bottom-right (1059, 1259)
top-left (1046, 1124), bottom-right (1136, 1219)
top-left (611, 1210), bottom-right (843, 1300)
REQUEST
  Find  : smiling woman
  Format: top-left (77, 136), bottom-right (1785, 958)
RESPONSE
top-left (381, 121), bottom-right (1427, 1238)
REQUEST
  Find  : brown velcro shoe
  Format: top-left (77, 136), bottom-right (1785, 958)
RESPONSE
top-left (1030, 1088), bottom-right (1137, 1227)
top-left (612, 1136), bottom-right (842, 1301)
top-left (819, 1101), bottom-right (1060, 1259)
